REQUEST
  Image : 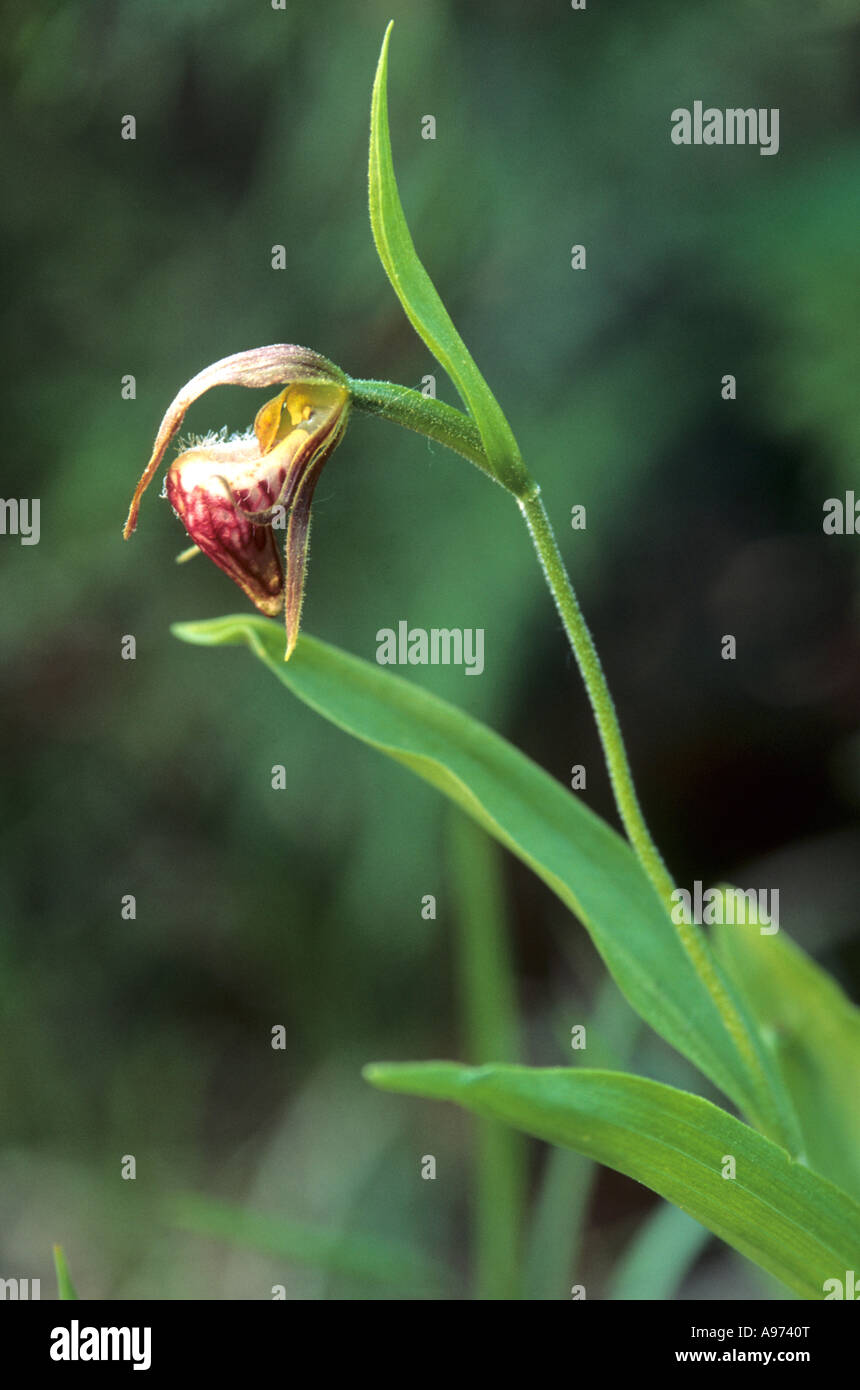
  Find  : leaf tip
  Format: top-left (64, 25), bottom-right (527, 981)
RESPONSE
top-left (170, 615), bottom-right (257, 651)
top-left (170, 619), bottom-right (207, 646)
top-left (373, 21), bottom-right (394, 103)
top-left (361, 1062), bottom-right (387, 1087)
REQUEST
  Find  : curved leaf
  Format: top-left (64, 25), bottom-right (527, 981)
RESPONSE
top-left (369, 23), bottom-right (529, 497)
top-left (172, 615), bottom-right (798, 1148)
top-left (363, 1061), bottom-right (860, 1301)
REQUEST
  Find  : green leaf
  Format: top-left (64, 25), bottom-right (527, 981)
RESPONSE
top-left (368, 22), bottom-right (530, 498)
top-left (171, 616), bottom-right (796, 1146)
top-left (168, 1194), bottom-right (447, 1294)
top-left (363, 1062), bottom-right (860, 1301)
top-left (713, 915), bottom-right (860, 1200)
top-left (53, 1245), bottom-right (78, 1300)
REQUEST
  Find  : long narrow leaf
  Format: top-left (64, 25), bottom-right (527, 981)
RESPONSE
top-left (364, 1062), bottom-right (860, 1301)
top-left (172, 615), bottom-right (797, 1147)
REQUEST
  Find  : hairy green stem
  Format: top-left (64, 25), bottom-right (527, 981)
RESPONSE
top-left (350, 378), bottom-right (791, 1138)
top-left (347, 378), bottom-right (499, 485)
top-left (518, 489), bottom-right (675, 904)
top-left (518, 488), bottom-right (786, 1116)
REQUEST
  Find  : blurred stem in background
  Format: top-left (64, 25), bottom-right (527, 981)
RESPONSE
top-left (608, 1204), bottom-right (710, 1302)
top-left (449, 810), bottom-right (524, 1300)
top-left (524, 976), bottom-right (641, 1299)
top-left (167, 1193), bottom-right (447, 1297)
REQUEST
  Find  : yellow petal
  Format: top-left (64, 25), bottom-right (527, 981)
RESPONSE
top-left (253, 388), bottom-right (290, 455)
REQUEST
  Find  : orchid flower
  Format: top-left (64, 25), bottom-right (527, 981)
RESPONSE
top-left (123, 345), bottom-right (350, 658)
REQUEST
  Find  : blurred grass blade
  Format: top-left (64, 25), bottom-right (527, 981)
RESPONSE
top-left (449, 810), bottom-right (524, 1299)
top-left (172, 615), bottom-right (797, 1145)
top-left (369, 22), bottom-right (528, 496)
top-left (523, 1149), bottom-right (595, 1301)
top-left (524, 976), bottom-right (641, 1300)
top-left (713, 914), bottom-right (860, 1200)
top-left (169, 1194), bottom-right (447, 1294)
top-left (449, 810), bottom-right (521, 1067)
top-left (53, 1245), bottom-right (78, 1300)
top-left (363, 1061), bottom-right (860, 1301)
top-left (609, 1202), bottom-right (711, 1301)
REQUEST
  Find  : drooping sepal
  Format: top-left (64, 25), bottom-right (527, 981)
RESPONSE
top-left (123, 345), bottom-right (348, 538)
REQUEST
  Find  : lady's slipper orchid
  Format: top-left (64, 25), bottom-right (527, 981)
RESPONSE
top-left (123, 345), bottom-right (350, 659)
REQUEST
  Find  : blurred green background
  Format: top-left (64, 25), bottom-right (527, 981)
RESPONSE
top-left (1, 0), bottom-right (858, 1299)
